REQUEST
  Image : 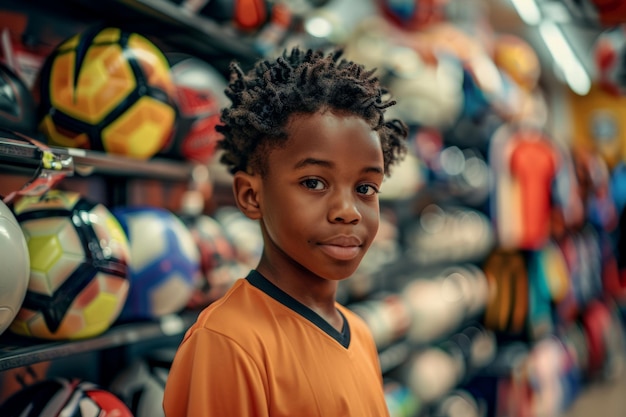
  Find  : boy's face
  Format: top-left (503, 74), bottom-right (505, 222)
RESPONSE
top-left (256, 110), bottom-right (384, 281)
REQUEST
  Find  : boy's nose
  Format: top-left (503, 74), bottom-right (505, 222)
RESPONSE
top-left (328, 191), bottom-right (362, 224)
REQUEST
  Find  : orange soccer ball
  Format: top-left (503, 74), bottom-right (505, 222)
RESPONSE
top-left (37, 26), bottom-right (178, 159)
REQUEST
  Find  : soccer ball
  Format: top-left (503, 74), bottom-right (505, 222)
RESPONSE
top-left (0, 62), bottom-right (37, 135)
top-left (37, 26), bottom-right (178, 159)
top-left (0, 200), bottom-right (30, 336)
top-left (493, 34), bottom-right (541, 92)
top-left (11, 190), bottom-right (131, 340)
top-left (182, 214), bottom-right (244, 308)
top-left (109, 350), bottom-right (174, 417)
top-left (213, 206), bottom-right (264, 268)
top-left (187, 0), bottom-right (294, 54)
top-left (377, 0), bottom-right (448, 31)
top-left (567, 0), bottom-right (626, 27)
top-left (0, 378), bottom-right (133, 417)
top-left (158, 53), bottom-right (228, 164)
top-left (190, 0), bottom-right (273, 32)
top-left (594, 25), bottom-right (626, 96)
top-left (112, 207), bottom-right (200, 321)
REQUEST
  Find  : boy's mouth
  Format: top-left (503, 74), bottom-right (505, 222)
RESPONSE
top-left (317, 235), bottom-right (363, 260)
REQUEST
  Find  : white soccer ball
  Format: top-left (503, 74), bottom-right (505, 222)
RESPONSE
top-left (0, 199), bottom-right (29, 336)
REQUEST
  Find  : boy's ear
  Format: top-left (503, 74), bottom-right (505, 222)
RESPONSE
top-left (232, 171), bottom-right (262, 220)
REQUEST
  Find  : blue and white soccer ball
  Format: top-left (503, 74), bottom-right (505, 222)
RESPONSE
top-left (112, 207), bottom-right (200, 321)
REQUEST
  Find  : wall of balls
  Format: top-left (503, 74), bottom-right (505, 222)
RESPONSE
top-left (1, 0), bottom-right (626, 416)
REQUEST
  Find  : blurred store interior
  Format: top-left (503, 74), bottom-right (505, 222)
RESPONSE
top-left (2, 0), bottom-right (626, 416)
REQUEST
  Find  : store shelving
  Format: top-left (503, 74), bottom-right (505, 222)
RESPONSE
top-left (0, 135), bottom-right (196, 181)
top-left (64, 0), bottom-right (263, 74)
top-left (0, 312), bottom-right (198, 371)
top-left (3, 0), bottom-right (262, 80)
top-left (114, 0), bottom-right (261, 60)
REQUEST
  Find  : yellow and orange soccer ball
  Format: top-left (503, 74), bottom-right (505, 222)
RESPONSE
top-left (11, 190), bottom-right (131, 340)
top-left (37, 26), bottom-right (178, 159)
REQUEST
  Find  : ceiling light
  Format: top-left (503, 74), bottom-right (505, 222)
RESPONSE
top-left (538, 21), bottom-right (591, 95)
top-left (509, 0), bottom-right (542, 25)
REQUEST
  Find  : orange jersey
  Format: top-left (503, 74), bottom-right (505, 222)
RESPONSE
top-left (163, 270), bottom-right (390, 417)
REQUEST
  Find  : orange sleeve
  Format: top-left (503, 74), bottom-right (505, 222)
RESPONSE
top-left (163, 328), bottom-right (269, 417)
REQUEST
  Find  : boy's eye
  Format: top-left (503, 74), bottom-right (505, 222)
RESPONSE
top-left (302, 178), bottom-right (325, 190)
top-left (356, 184), bottom-right (379, 196)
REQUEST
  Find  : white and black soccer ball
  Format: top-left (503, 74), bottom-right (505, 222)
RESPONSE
top-left (109, 350), bottom-right (174, 417)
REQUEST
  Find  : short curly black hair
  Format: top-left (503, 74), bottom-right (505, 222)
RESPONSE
top-left (216, 46), bottom-right (408, 176)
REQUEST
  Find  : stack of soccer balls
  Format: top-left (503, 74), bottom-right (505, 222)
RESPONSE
top-left (0, 187), bottom-right (251, 340)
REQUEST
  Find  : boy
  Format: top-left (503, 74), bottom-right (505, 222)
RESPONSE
top-left (163, 46), bottom-right (408, 417)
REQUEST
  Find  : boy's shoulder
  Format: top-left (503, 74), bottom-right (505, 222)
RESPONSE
top-left (193, 278), bottom-right (260, 328)
top-left (188, 277), bottom-right (294, 340)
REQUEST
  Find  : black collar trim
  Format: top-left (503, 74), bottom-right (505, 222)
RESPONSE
top-left (246, 270), bottom-right (351, 348)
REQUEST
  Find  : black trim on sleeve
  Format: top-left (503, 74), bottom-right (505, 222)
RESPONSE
top-left (246, 270), bottom-right (351, 348)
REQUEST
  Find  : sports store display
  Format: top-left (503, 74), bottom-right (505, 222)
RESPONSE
top-left (1, 0), bottom-right (626, 416)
